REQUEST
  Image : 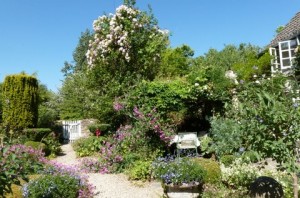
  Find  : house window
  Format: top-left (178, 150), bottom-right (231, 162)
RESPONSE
top-left (279, 39), bottom-right (297, 69)
top-left (269, 47), bottom-right (280, 72)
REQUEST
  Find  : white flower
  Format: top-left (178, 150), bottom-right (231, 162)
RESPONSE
top-left (194, 83), bottom-right (199, 86)
top-left (225, 70), bottom-right (237, 80)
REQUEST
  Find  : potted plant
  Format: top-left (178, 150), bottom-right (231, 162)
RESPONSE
top-left (152, 156), bottom-right (206, 198)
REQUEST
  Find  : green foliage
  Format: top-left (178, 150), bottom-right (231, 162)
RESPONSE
top-left (188, 55), bottom-right (233, 101)
top-left (232, 51), bottom-right (271, 81)
top-left (152, 157), bottom-right (206, 185)
top-left (214, 74), bottom-right (300, 173)
top-left (88, 123), bottom-right (111, 135)
top-left (241, 150), bottom-right (260, 163)
top-left (219, 155), bottom-right (237, 167)
top-left (193, 158), bottom-right (221, 184)
top-left (125, 79), bottom-right (190, 120)
top-left (24, 141), bottom-right (47, 152)
top-left (2, 74), bottom-right (39, 132)
top-left (58, 2), bottom-right (169, 126)
top-left (24, 129), bottom-right (61, 157)
top-left (59, 30), bottom-right (101, 120)
top-left (209, 117), bottom-right (243, 157)
top-left (123, 78), bottom-right (223, 131)
top-left (127, 160), bottom-right (152, 181)
top-left (3, 175), bottom-right (40, 198)
top-left (72, 136), bottom-right (105, 157)
top-left (159, 45), bottom-right (194, 77)
top-left (221, 158), bottom-right (258, 191)
top-left (42, 132), bottom-right (61, 157)
top-left (23, 128), bottom-right (52, 141)
top-left (199, 135), bottom-right (212, 155)
top-left (59, 73), bottom-right (95, 120)
top-left (37, 84), bottom-right (59, 128)
top-left (23, 174), bottom-right (80, 198)
top-left (0, 145), bottom-right (44, 196)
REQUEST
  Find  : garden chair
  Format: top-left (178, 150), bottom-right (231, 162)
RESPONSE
top-left (175, 132), bottom-right (199, 157)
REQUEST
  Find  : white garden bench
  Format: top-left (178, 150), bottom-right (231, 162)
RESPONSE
top-left (173, 132), bottom-right (199, 157)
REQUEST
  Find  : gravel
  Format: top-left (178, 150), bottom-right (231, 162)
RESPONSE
top-left (51, 144), bottom-right (163, 198)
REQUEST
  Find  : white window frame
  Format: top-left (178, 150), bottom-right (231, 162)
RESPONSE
top-left (269, 47), bottom-right (279, 73)
top-left (278, 40), bottom-right (297, 70)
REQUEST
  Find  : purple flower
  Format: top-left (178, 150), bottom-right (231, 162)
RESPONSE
top-left (113, 102), bottom-right (124, 111)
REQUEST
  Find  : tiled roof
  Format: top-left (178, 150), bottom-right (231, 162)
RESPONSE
top-left (269, 12), bottom-right (300, 47)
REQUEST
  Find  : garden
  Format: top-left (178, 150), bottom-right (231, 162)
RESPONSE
top-left (1, 0), bottom-right (300, 197)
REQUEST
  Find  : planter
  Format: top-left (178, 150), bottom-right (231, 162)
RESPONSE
top-left (163, 183), bottom-right (203, 198)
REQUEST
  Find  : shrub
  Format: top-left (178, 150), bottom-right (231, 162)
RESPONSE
top-left (23, 174), bottom-right (80, 198)
top-left (24, 141), bottom-right (47, 153)
top-left (4, 175), bottom-right (40, 198)
top-left (200, 135), bottom-right (213, 155)
top-left (88, 123), bottom-right (111, 135)
top-left (221, 158), bottom-right (258, 191)
top-left (2, 73), bottom-right (39, 132)
top-left (220, 155), bottom-right (236, 167)
top-left (0, 144), bottom-right (45, 196)
top-left (193, 158), bottom-right (221, 184)
top-left (23, 163), bottom-right (95, 198)
top-left (241, 150), bottom-right (260, 163)
top-left (72, 136), bottom-right (105, 157)
top-left (127, 160), bottom-right (152, 181)
top-left (42, 132), bottom-right (62, 157)
top-left (209, 117), bottom-right (243, 157)
top-left (23, 128), bottom-right (52, 141)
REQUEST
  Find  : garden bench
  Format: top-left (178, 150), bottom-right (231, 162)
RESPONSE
top-left (173, 132), bottom-right (199, 157)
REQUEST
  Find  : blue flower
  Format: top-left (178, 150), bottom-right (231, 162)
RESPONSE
top-left (239, 147), bottom-right (245, 153)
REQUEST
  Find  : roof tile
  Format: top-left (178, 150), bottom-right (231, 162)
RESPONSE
top-left (269, 12), bottom-right (300, 47)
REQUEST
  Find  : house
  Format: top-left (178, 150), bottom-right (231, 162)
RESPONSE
top-left (269, 12), bottom-right (300, 73)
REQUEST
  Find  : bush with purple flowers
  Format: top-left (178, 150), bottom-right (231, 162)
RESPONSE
top-left (0, 144), bottom-right (45, 196)
top-left (23, 162), bottom-right (95, 198)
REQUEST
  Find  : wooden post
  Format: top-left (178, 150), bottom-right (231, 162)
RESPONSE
top-left (293, 173), bottom-right (298, 198)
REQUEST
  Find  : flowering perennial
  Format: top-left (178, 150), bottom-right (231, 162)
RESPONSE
top-left (86, 4), bottom-right (168, 66)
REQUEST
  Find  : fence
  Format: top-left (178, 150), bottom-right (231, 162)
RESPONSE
top-left (62, 120), bottom-right (82, 143)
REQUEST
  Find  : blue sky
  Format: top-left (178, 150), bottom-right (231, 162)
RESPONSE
top-left (0, 0), bottom-right (299, 92)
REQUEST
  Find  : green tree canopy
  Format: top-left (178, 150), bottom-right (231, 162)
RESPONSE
top-left (159, 44), bottom-right (194, 78)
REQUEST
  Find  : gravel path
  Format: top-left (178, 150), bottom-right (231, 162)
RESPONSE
top-left (51, 144), bottom-right (163, 198)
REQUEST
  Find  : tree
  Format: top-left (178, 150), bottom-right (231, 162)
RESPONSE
top-left (37, 83), bottom-right (59, 127)
top-left (59, 72), bottom-right (101, 120)
top-left (86, 3), bottom-right (169, 82)
top-left (159, 45), bottom-right (194, 78)
top-left (2, 74), bottom-right (39, 132)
